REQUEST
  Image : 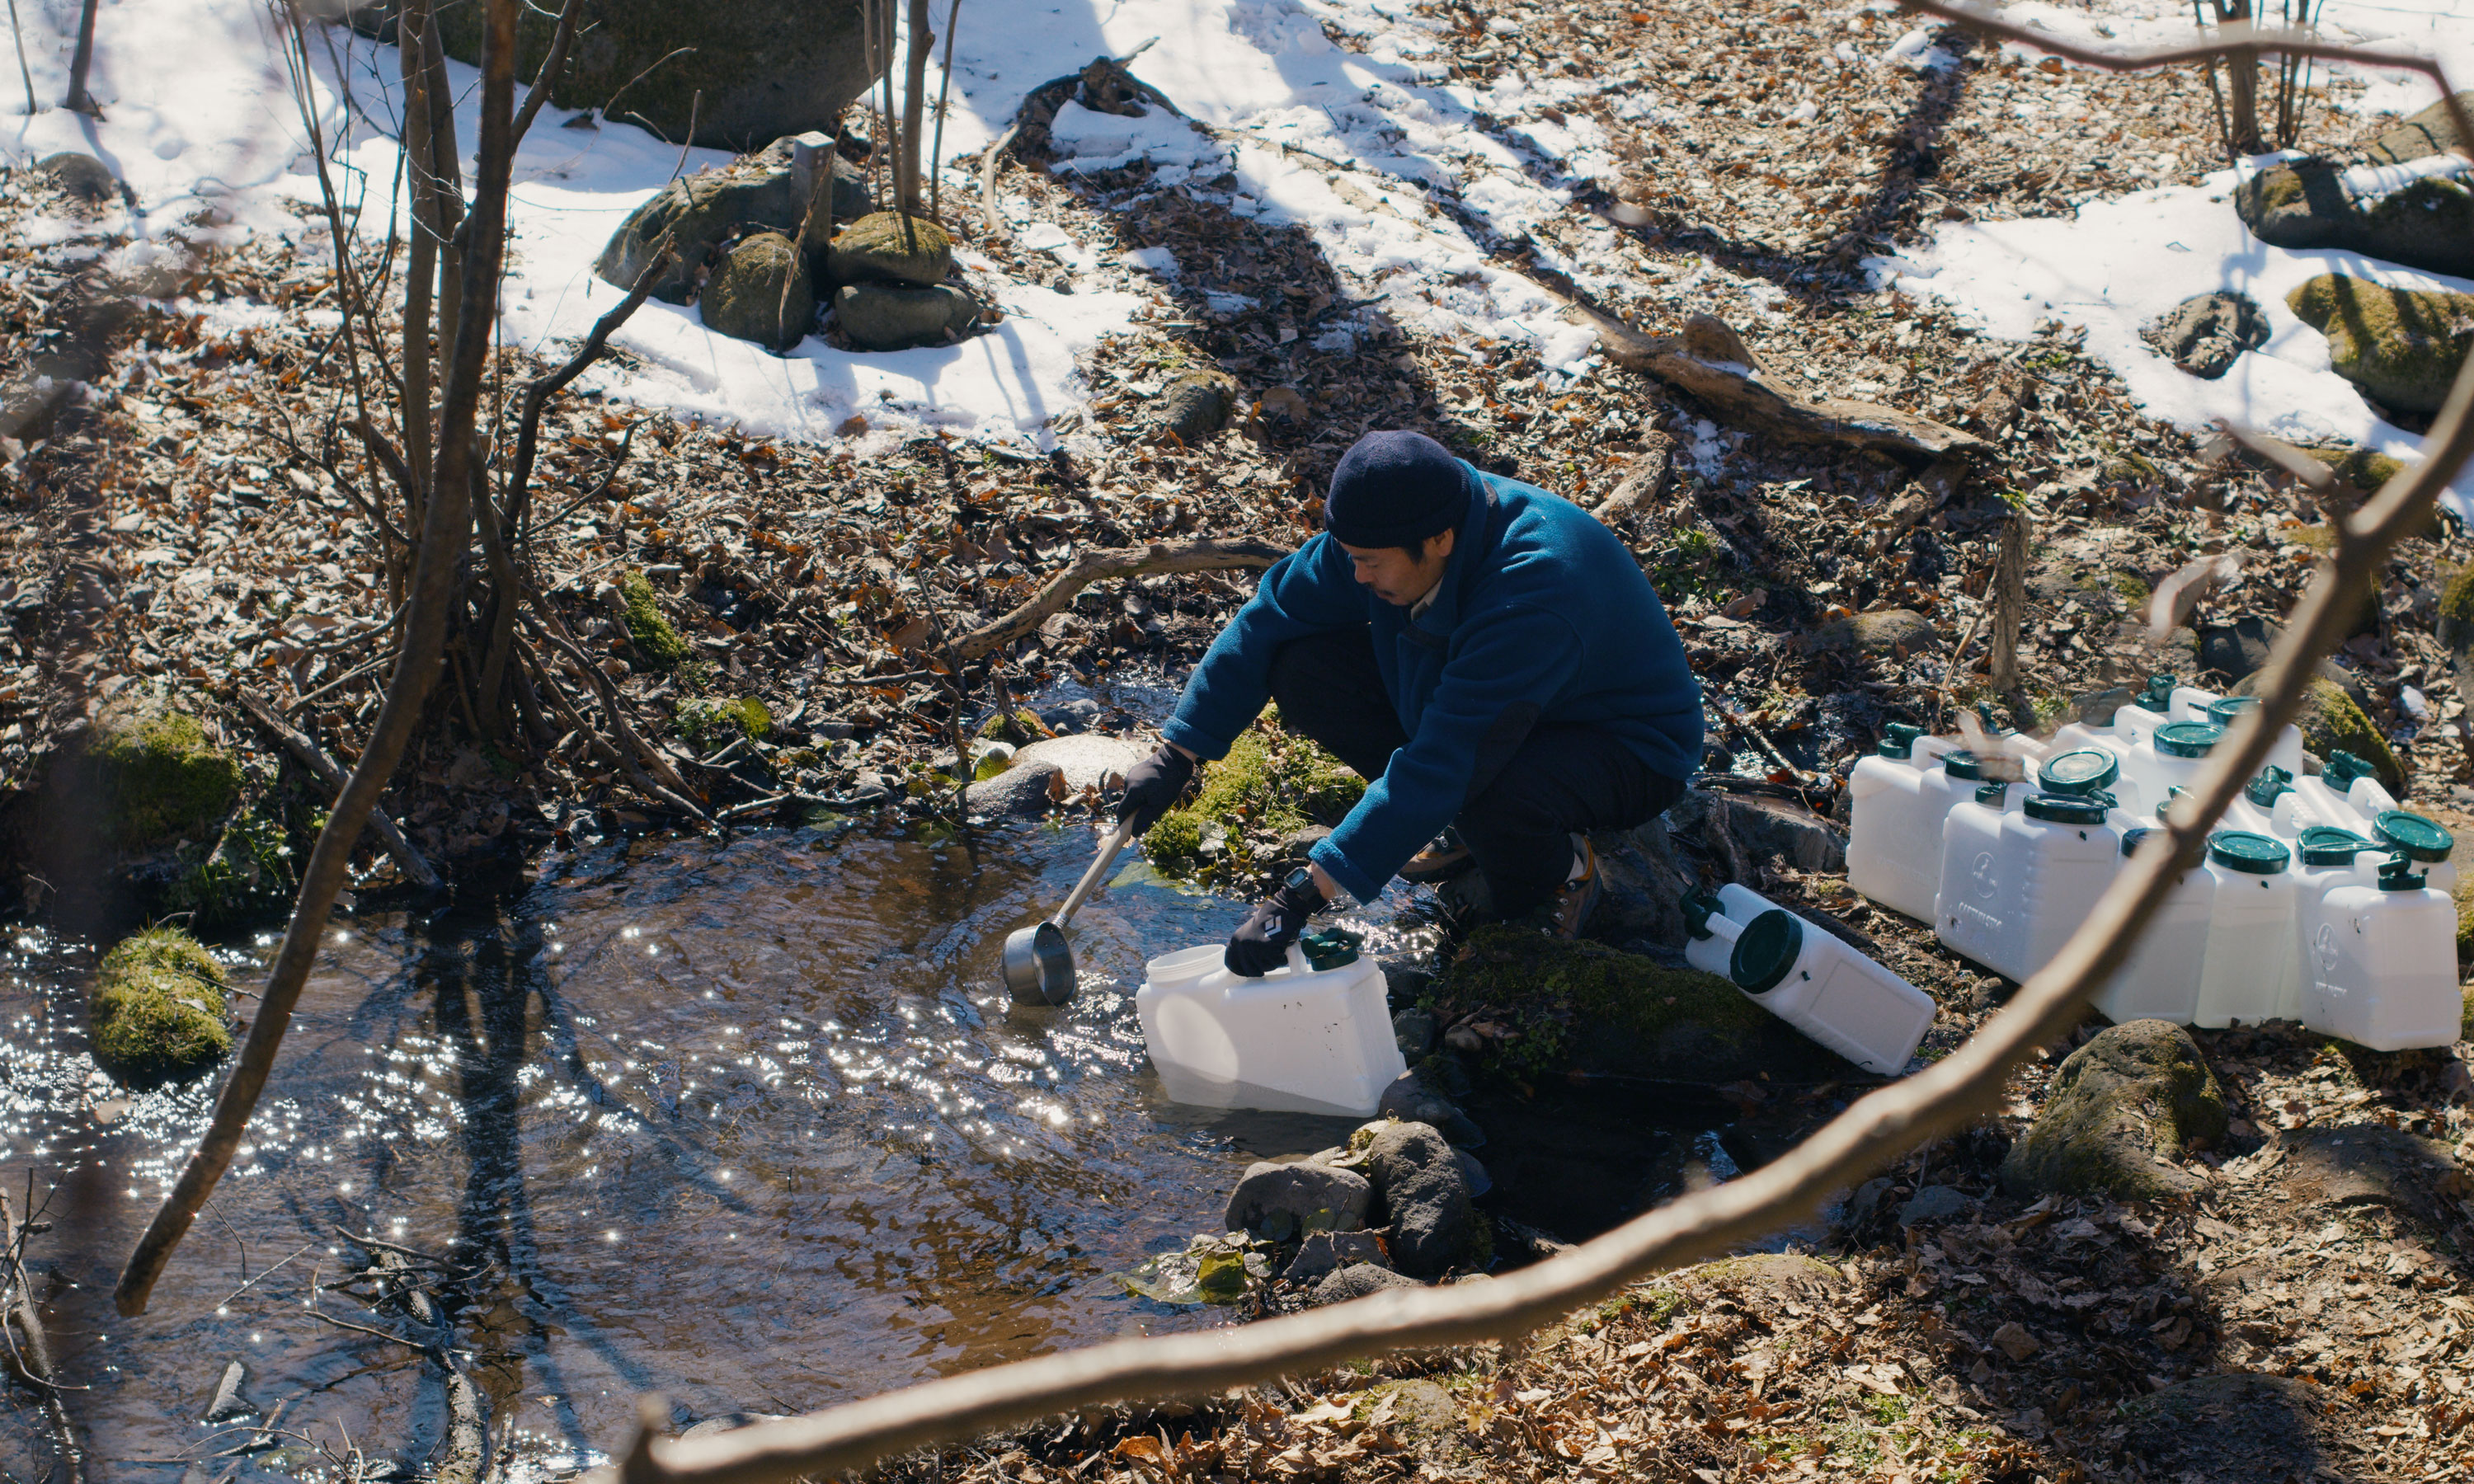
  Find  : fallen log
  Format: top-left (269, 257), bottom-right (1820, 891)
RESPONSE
top-left (236, 688), bottom-right (440, 891)
top-left (1573, 304), bottom-right (1989, 463)
top-left (952, 538), bottom-right (1290, 660)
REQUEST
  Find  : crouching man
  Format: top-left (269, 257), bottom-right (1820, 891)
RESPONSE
top-left (1117, 430), bottom-right (1704, 974)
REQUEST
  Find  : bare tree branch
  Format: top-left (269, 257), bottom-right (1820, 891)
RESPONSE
top-left (950, 538), bottom-right (1291, 660)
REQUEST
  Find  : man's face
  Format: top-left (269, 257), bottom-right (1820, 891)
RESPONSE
top-left (1338, 530), bottom-right (1456, 607)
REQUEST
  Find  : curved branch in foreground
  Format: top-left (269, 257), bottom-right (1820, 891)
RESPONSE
top-left (594, 21), bottom-right (2474, 1483)
top-left (950, 537), bottom-right (1291, 660)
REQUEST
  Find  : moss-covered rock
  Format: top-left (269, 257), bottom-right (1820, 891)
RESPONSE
top-left (434, 0), bottom-right (877, 152)
top-left (833, 282), bottom-right (979, 351)
top-left (2286, 273), bottom-right (2474, 415)
top-left (595, 139), bottom-right (868, 302)
top-left (825, 212), bottom-right (952, 288)
top-left (90, 698), bottom-right (241, 849)
top-left (698, 233), bottom-right (813, 350)
top-left (1153, 369), bottom-right (1241, 443)
top-left (1433, 925), bottom-right (1857, 1086)
top-left (92, 928), bottom-right (232, 1087)
top-left (2462, 983), bottom-right (2473, 1039)
top-left (620, 568), bottom-right (687, 667)
top-left (676, 694), bottom-right (772, 747)
top-left (2439, 566), bottom-right (2474, 652)
top-left (1143, 716), bottom-right (1364, 881)
top-left (2294, 676), bottom-right (2404, 794)
top-left (976, 709), bottom-right (1051, 745)
top-left (2000, 1020), bottom-right (2227, 1200)
top-left (2365, 89), bottom-right (2474, 165)
top-left (162, 810), bottom-right (296, 930)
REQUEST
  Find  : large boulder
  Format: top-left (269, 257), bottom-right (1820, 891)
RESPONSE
top-left (1439, 924), bottom-right (1859, 1085)
top-left (2363, 89), bottom-right (2474, 167)
top-left (1224, 1161), bottom-right (1372, 1241)
top-left (2286, 273), bottom-right (2474, 415)
top-left (1150, 369), bottom-right (1241, 443)
top-left (1364, 1122), bottom-right (1477, 1278)
top-left (825, 212), bottom-right (953, 288)
top-left (597, 134), bottom-right (868, 301)
top-left (87, 697), bottom-right (241, 849)
top-left (1310, 1262), bottom-right (1418, 1306)
top-left (437, 0), bottom-right (879, 151)
top-left (2142, 290), bottom-right (2269, 379)
top-left (698, 233), bottom-right (815, 349)
top-left (834, 283), bottom-right (981, 351)
top-left (2235, 162), bottom-right (2474, 279)
top-left (2285, 676), bottom-right (2405, 794)
top-left (2000, 1020), bottom-right (2227, 1200)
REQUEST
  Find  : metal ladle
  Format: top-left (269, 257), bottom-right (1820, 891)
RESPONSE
top-left (999, 819), bottom-right (1136, 1006)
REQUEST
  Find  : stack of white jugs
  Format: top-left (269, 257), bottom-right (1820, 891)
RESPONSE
top-left (1848, 675), bottom-right (2462, 1050)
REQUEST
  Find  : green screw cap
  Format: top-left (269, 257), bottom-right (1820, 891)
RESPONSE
top-left (2377, 852), bottom-right (2429, 892)
top-left (1941, 749), bottom-right (1983, 781)
top-left (2372, 809), bottom-right (2453, 863)
top-left (2154, 721), bottom-right (2224, 758)
top-left (1879, 721), bottom-right (1923, 759)
top-left (1299, 927), bottom-right (1364, 971)
top-left (2039, 749), bottom-right (2119, 795)
top-left (2206, 696), bottom-right (2260, 729)
top-left (2120, 825), bottom-right (2157, 858)
top-left (2324, 749), bottom-right (2375, 790)
top-left (2245, 764), bottom-right (2293, 808)
top-left (2138, 674), bottom-right (2177, 708)
top-left (1975, 782), bottom-right (2009, 806)
top-left (2025, 793), bottom-right (2109, 824)
top-left (1729, 909), bottom-right (1805, 996)
top-left (2298, 826), bottom-right (2373, 867)
top-left (2208, 830), bottom-right (2290, 875)
top-left (1681, 887), bottom-right (1724, 941)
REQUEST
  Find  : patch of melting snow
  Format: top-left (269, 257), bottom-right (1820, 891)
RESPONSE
top-left (1869, 157), bottom-right (2474, 523)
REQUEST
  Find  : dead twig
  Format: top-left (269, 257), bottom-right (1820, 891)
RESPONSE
top-left (950, 538), bottom-right (1290, 660)
top-left (235, 688), bottom-right (439, 890)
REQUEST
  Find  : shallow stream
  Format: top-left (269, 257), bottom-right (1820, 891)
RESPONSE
top-left (0, 810), bottom-right (1775, 1479)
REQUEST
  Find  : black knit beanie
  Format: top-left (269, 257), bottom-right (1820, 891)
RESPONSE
top-left (1323, 430), bottom-right (1473, 549)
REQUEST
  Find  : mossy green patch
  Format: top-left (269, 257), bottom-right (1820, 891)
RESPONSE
top-left (2297, 677), bottom-right (2404, 794)
top-left (1433, 925), bottom-right (1856, 1086)
top-left (2000, 1019), bottom-right (2227, 1200)
top-left (162, 809), bottom-right (296, 930)
top-left (977, 709), bottom-right (1051, 745)
top-left (2440, 566), bottom-right (2474, 650)
top-left (2286, 273), bottom-right (2474, 414)
top-left (1142, 714), bottom-right (1365, 881)
top-left (90, 700), bottom-right (242, 848)
top-left (92, 928), bottom-right (232, 1087)
top-left (2306, 446), bottom-right (2406, 493)
top-left (2462, 984), bottom-right (2473, 1040)
top-left (620, 568), bottom-right (687, 667)
top-left (675, 694), bottom-right (772, 747)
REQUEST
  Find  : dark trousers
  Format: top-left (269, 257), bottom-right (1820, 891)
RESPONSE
top-left (1268, 629), bottom-right (1686, 918)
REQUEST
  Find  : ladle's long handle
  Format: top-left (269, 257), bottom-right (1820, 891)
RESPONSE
top-left (1050, 820), bottom-right (1136, 929)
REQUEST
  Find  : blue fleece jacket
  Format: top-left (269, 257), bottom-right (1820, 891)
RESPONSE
top-left (1160, 464), bottom-right (1703, 904)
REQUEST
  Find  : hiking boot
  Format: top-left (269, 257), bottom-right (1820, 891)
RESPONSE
top-left (1399, 828), bottom-right (1474, 884)
top-left (1548, 835), bottom-right (1600, 940)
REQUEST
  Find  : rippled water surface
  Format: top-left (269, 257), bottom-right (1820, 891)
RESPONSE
top-left (1, 819), bottom-right (1447, 1478)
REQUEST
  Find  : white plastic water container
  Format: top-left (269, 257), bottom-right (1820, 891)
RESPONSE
top-left (1935, 786), bottom-right (2123, 986)
top-left (1847, 723), bottom-right (1964, 923)
top-left (2093, 827), bottom-right (2215, 1026)
top-left (1682, 883), bottom-right (1936, 1075)
top-left (2189, 830), bottom-right (2303, 1026)
top-left (2296, 848), bottom-right (2462, 1050)
top-left (2184, 692), bottom-right (2307, 778)
top-left (1846, 735), bottom-right (2005, 923)
top-left (1136, 942), bottom-right (1405, 1116)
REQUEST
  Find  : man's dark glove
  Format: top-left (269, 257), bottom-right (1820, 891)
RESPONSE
top-left (1226, 870), bottom-right (1327, 977)
top-left (1117, 744), bottom-right (1197, 835)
